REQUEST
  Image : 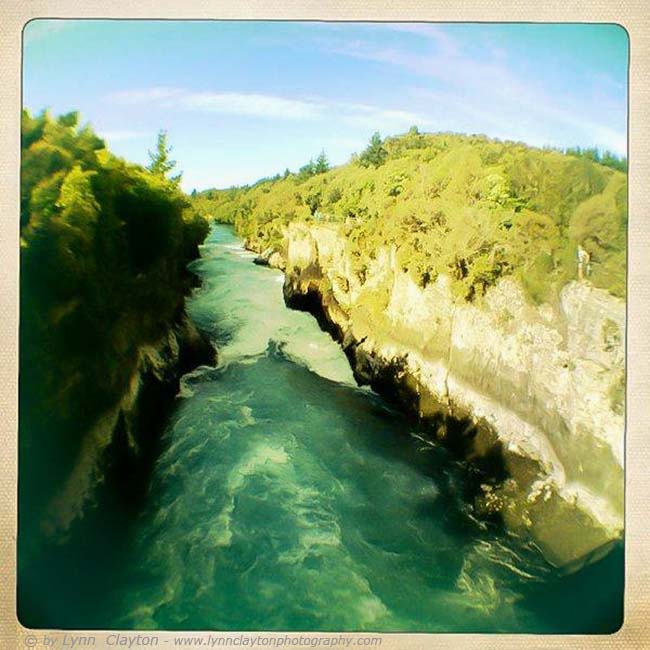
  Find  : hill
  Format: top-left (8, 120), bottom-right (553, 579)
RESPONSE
top-left (194, 129), bottom-right (627, 304)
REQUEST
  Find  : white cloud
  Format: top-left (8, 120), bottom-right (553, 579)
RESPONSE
top-left (334, 101), bottom-right (428, 131)
top-left (178, 91), bottom-right (324, 120)
top-left (378, 23), bottom-right (459, 56)
top-left (325, 28), bottom-right (627, 154)
top-left (106, 86), bottom-right (429, 132)
top-left (108, 87), bottom-right (325, 120)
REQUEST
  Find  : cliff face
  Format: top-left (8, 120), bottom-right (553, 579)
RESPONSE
top-left (257, 222), bottom-right (624, 568)
top-left (28, 312), bottom-right (216, 541)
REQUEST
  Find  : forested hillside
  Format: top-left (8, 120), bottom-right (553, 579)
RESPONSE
top-left (194, 129), bottom-right (627, 303)
top-left (20, 110), bottom-right (209, 512)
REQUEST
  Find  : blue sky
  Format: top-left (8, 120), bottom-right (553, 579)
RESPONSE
top-left (23, 20), bottom-right (628, 192)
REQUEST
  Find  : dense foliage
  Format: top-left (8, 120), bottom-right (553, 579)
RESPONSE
top-left (564, 146), bottom-right (628, 173)
top-left (194, 130), bottom-right (627, 303)
top-left (20, 109), bottom-right (209, 450)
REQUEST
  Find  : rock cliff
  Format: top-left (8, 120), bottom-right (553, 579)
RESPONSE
top-left (252, 222), bottom-right (625, 568)
top-left (36, 312), bottom-right (216, 539)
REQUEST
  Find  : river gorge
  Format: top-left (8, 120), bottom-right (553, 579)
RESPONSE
top-left (19, 225), bottom-right (623, 633)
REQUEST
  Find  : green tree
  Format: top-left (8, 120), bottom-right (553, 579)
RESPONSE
top-left (58, 111), bottom-right (80, 128)
top-left (148, 129), bottom-right (181, 184)
top-left (359, 132), bottom-right (388, 168)
top-left (315, 150), bottom-right (330, 174)
top-left (564, 146), bottom-right (627, 173)
top-left (297, 159), bottom-right (316, 181)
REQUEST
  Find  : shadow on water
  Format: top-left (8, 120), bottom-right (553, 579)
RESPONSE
top-left (17, 369), bottom-right (184, 629)
top-left (518, 542), bottom-right (624, 634)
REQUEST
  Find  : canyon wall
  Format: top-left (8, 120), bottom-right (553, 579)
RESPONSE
top-left (256, 222), bottom-right (625, 568)
top-left (31, 312), bottom-right (216, 541)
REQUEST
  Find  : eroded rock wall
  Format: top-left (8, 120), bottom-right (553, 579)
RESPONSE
top-left (263, 222), bottom-right (625, 568)
top-left (42, 312), bottom-right (216, 537)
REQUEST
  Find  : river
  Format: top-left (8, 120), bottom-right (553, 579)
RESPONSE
top-left (20, 224), bottom-right (623, 633)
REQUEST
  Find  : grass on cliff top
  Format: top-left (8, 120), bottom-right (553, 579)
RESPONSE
top-left (193, 129), bottom-right (627, 304)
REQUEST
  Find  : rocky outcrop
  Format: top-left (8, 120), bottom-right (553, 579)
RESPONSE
top-left (42, 312), bottom-right (216, 537)
top-left (252, 245), bottom-right (286, 269)
top-left (257, 222), bottom-right (625, 569)
top-left (247, 241), bottom-right (286, 269)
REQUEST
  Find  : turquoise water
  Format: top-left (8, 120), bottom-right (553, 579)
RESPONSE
top-left (19, 225), bottom-right (623, 632)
